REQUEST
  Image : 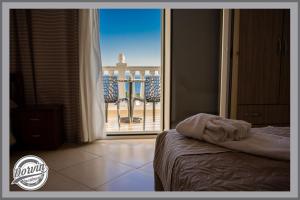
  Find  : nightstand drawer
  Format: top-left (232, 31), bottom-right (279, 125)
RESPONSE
top-left (23, 131), bottom-right (49, 146)
top-left (22, 111), bottom-right (50, 130)
top-left (12, 104), bottom-right (63, 149)
top-left (21, 121), bottom-right (51, 143)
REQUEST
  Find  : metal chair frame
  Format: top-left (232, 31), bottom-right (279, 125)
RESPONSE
top-left (103, 75), bottom-right (129, 128)
top-left (132, 75), bottom-right (160, 130)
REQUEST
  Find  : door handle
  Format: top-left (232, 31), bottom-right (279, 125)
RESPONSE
top-left (29, 118), bottom-right (40, 121)
top-left (277, 38), bottom-right (282, 55)
top-left (244, 112), bottom-right (261, 117)
top-left (31, 134), bottom-right (41, 138)
top-left (282, 39), bottom-right (288, 56)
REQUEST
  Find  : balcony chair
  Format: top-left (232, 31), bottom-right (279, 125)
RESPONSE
top-left (133, 75), bottom-right (160, 130)
top-left (103, 75), bottom-right (129, 127)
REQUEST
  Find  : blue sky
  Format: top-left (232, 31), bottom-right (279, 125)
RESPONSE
top-left (99, 9), bottom-right (162, 66)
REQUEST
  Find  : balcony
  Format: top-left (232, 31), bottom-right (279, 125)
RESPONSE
top-left (105, 103), bottom-right (160, 132)
top-left (103, 63), bottom-right (161, 133)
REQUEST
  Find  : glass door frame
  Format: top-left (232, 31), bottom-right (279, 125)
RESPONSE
top-left (104, 9), bottom-right (167, 136)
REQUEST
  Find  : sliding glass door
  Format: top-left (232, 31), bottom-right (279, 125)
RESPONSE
top-left (99, 9), bottom-right (163, 135)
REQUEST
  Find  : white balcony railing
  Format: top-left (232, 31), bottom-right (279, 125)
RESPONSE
top-left (102, 63), bottom-right (160, 98)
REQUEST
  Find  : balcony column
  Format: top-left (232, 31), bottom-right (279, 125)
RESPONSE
top-left (150, 70), bottom-right (155, 76)
top-left (117, 65), bottom-right (126, 98)
top-left (129, 70), bottom-right (135, 96)
top-left (107, 70), bottom-right (112, 76)
top-left (140, 71), bottom-right (145, 98)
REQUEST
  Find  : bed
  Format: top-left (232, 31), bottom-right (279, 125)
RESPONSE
top-left (153, 126), bottom-right (290, 191)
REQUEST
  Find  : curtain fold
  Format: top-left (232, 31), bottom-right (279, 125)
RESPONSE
top-left (79, 9), bottom-right (105, 142)
top-left (10, 9), bottom-right (81, 143)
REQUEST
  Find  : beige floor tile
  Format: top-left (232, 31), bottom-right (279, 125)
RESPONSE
top-left (138, 142), bottom-right (156, 151)
top-left (94, 139), bottom-right (125, 145)
top-left (75, 143), bottom-right (113, 156)
top-left (9, 170), bottom-right (92, 191)
top-left (41, 170), bottom-right (92, 191)
top-left (96, 170), bottom-right (154, 191)
top-left (39, 149), bottom-right (99, 171)
top-left (103, 144), bottom-right (154, 168)
top-left (58, 157), bottom-right (134, 189)
top-left (76, 142), bottom-right (132, 156)
top-left (117, 139), bottom-right (156, 146)
top-left (11, 147), bottom-right (99, 171)
top-left (9, 138), bottom-right (156, 191)
top-left (138, 162), bottom-right (154, 175)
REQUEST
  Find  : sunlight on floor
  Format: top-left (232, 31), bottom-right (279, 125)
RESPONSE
top-left (10, 138), bottom-right (156, 191)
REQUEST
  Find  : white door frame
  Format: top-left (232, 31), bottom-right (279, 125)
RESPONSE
top-left (163, 9), bottom-right (171, 131)
top-left (219, 9), bottom-right (232, 118)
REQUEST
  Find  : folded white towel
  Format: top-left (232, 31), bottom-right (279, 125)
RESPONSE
top-left (220, 129), bottom-right (290, 160)
top-left (176, 113), bottom-right (290, 160)
top-left (176, 113), bottom-right (251, 143)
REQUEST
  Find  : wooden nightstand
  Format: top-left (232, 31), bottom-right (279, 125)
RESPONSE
top-left (11, 104), bottom-right (63, 149)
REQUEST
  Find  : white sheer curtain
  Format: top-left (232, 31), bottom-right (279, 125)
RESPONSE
top-left (79, 9), bottom-right (106, 142)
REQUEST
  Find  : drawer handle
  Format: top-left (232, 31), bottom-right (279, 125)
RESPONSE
top-left (245, 112), bottom-right (261, 117)
top-left (29, 118), bottom-right (40, 121)
top-left (31, 134), bottom-right (41, 138)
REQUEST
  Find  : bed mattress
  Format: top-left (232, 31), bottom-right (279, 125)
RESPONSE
top-left (153, 126), bottom-right (290, 191)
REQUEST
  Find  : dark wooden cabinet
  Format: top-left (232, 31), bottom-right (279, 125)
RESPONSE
top-left (233, 9), bottom-right (290, 127)
top-left (237, 105), bottom-right (289, 126)
top-left (12, 104), bottom-right (63, 149)
top-left (279, 11), bottom-right (290, 105)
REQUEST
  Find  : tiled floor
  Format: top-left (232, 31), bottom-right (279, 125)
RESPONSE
top-left (10, 138), bottom-right (156, 191)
